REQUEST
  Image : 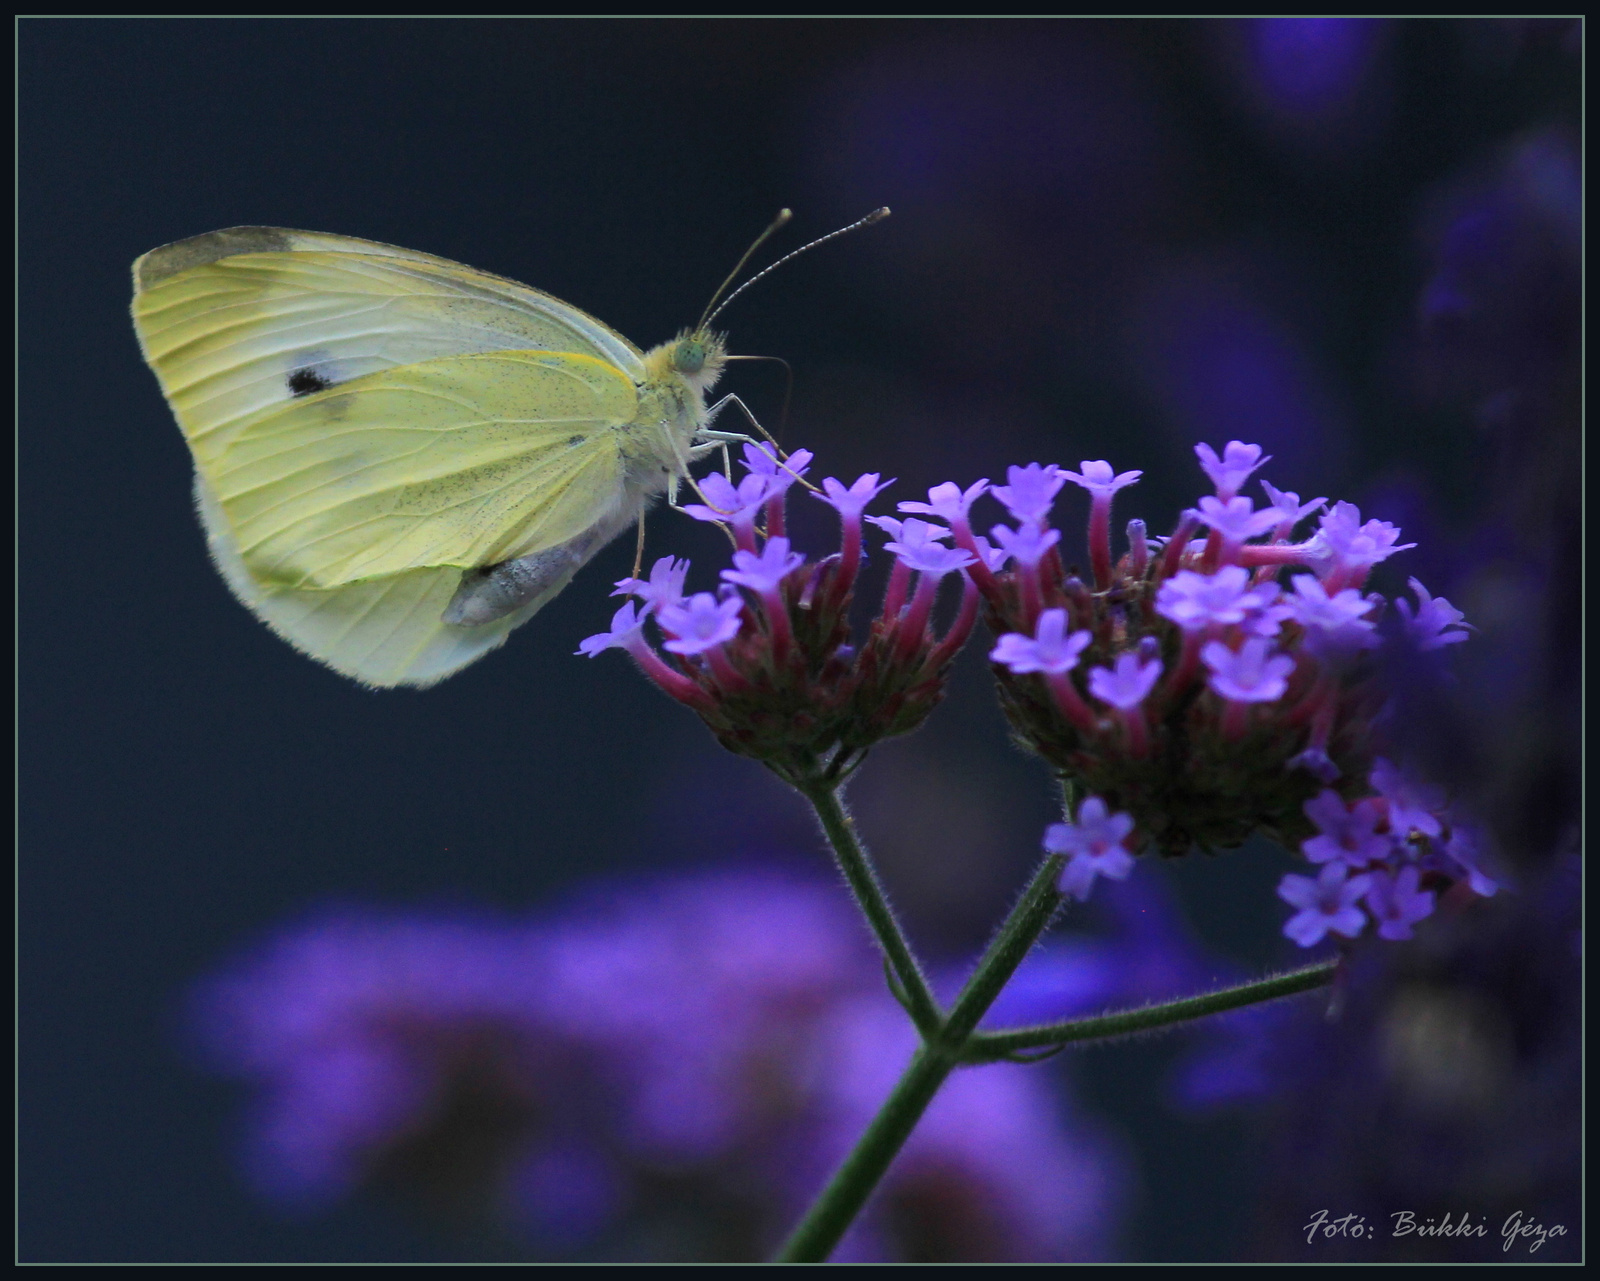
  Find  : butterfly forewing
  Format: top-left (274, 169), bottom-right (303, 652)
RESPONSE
top-left (132, 229), bottom-right (647, 464)
top-left (215, 351), bottom-right (633, 589)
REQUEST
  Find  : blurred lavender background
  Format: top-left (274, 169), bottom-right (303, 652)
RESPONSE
top-left (21, 18), bottom-right (1579, 1261)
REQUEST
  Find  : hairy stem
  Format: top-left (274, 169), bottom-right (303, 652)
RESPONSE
top-left (781, 773), bottom-right (1338, 1263)
top-left (799, 778), bottom-right (943, 1036)
top-left (961, 960), bottom-right (1338, 1060)
top-left (775, 854), bottom-right (1065, 1262)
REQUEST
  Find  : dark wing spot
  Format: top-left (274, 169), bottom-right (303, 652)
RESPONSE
top-left (567, 435), bottom-right (586, 447)
top-left (288, 367), bottom-right (334, 397)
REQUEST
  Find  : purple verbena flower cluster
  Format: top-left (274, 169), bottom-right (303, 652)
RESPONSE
top-left (190, 870), bottom-right (1127, 1261)
top-left (579, 444), bottom-right (979, 786)
top-left (1277, 758), bottom-right (1498, 948)
top-left (889, 442), bottom-right (1486, 943)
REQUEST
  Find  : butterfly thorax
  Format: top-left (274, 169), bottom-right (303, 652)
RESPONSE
top-left (624, 327), bottom-right (728, 485)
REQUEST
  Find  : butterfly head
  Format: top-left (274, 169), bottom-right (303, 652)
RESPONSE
top-left (661, 327), bottom-right (727, 396)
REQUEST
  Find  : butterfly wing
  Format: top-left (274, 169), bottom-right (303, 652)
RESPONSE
top-left (213, 349), bottom-right (639, 589)
top-left (131, 226), bottom-right (647, 462)
top-left (194, 473), bottom-right (552, 689)
top-left (132, 228), bottom-right (656, 688)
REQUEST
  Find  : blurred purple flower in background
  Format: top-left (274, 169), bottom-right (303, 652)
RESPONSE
top-left (1208, 19), bottom-right (1393, 155)
top-left (190, 870), bottom-right (1131, 1261)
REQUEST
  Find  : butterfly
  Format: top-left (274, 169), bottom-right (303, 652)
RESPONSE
top-left (131, 226), bottom-right (752, 689)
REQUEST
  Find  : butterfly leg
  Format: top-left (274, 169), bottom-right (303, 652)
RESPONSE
top-left (697, 392), bottom-right (774, 448)
top-left (632, 511), bottom-right (648, 578)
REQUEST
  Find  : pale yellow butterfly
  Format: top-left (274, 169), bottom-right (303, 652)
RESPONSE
top-left (131, 222), bottom-right (812, 689)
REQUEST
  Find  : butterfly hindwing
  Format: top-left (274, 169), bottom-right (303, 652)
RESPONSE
top-left (195, 475), bottom-right (550, 689)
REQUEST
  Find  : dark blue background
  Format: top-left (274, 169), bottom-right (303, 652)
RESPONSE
top-left (20, 18), bottom-right (1579, 1261)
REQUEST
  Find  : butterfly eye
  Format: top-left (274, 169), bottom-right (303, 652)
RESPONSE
top-left (674, 339), bottom-right (706, 375)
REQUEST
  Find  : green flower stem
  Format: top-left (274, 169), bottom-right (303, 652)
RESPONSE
top-left (941, 853), bottom-right (1065, 1043)
top-left (960, 959), bottom-right (1339, 1061)
top-left (799, 779), bottom-right (943, 1037)
top-left (774, 1039), bottom-right (959, 1263)
top-left (775, 852), bottom-right (1066, 1263)
top-left (784, 776), bottom-right (1339, 1263)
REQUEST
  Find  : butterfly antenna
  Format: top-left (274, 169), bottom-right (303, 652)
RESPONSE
top-left (698, 209), bottom-right (794, 332)
top-left (705, 207), bottom-right (890, 329)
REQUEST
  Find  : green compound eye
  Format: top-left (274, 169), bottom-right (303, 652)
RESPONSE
top-left (675, 340), bottom-right (706, 375)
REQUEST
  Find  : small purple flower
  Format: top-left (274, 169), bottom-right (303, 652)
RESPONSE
top-left (988, 521), bottom-right (1061, 568)
top-left (1364, 866), bottom-right (1436, 941)
top-left (613, 556), bottom-right (690, 614)
top-left (721, 537), bottom-right (805, 595)
top-left (1044, 796), bottom-right (1138, 901)
top-left (1260, 480), bottom-right (1326, 535)
top-left (577, 601), bottom-right (648, 657)
top-left (815, 473), bottom-right (894, 520)
top-left (970, 534), bottom-right (1009, 573)
top-left (1060, 460), bottom-right (1143, 500)
top-left (1434, 824), bottom-right (1499, 898)
top-left (682, 471), bottom-right (774, 533)
top-left (1369, 758), bottom-right (1445, 839)
top-left (1238, 582), bottom-right (1292, 638)
top-left (1195, 495), bottom-right (1282, 546)
top-left (1195, 441), bottom-right (1272, 499)
top-left (1155, 566), bottom-right (1258, 631)
top-left (887, 540), bottom-right (976, 577)
top-left (866, 514), bottom-right (950, 546)
top-left (897, 479), bottom-right (991, 526)
top-left (1277, 863), bottom-right (1373, 947)
top-left (990, 609), bottom-right (1092, 675)
top-left (742, 442), bottom-right (813, 492)
top-left (1287, 747), bottom-right (1342, 784)
top-left (989, 463), bottom-right (1068, 525)
top-left (1087, 653), bottom-right (1163, 710)
top-left (1393, 577), bottom-right (1472, 650)
top-left (1280, 574), bottom-right (1379, 651)
top-left (879, 517), bottom-right (973, 582)
top-left (1202, 637), bottom-right (1295, 703)
top-left (1311, 501), bottom-right (1416, 588)
top-left (657, 593), bottom-right (744, 655)
top-left (1300, 789), bottom-right (1392, 867)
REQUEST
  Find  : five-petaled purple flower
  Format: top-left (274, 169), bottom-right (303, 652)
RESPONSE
top-left (990, 463), bottom-right (1068, 526)
top-left (1280, 575), bottom-right (1379, 653)
top-left (991, 610), bottom-right (1091, 675)
top-left (1260, 480), bottom-right (1326, 539)
top-left (1369, 757), bottom-right (1445, 839)
top-left (722, 537), bottom-right (806, 596)
top-left (613, 556), bottom-right (690, 614)
top-left (658, 593), bottom-right (745, 655)
top-left (1393, 577), bottom-right (1472, 651)
top-left (1277, 863), bottom-right (1373, 947)
top-left (1195, 441), bottom-right (1271, 499)
top-left (1044, 797), bottom-right (1139, 901)
top-left (1088, 653), bottom-right (1163, 711)
top-left (1364, 866), bottom-right (1436, 941)
top-left (1155, 566), bottom-right (1259, 631)
top-left (1202, 637), bottom-right (1295, 703)
top-left (1300, 790), bottom-right (1392, 867)
top-left (1195, 495), bottom-right (1282, 550)
top-left (1311, 502), bottom-right (1417, 592)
